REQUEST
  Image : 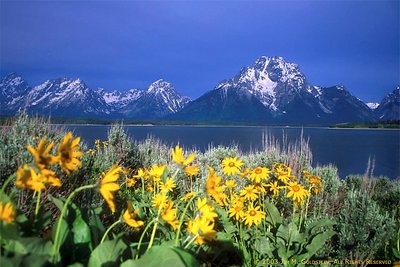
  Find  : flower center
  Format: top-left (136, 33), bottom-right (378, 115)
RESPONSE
top-left (61, 150), bottom-right (71, 161)
top-left (235, 206), bottom-right (242, 212)
top-left (249, 210), bottom-right (257, 216)
top-left (255, 168), bottom-right (262, 174)
top-left (228, 162), bottom-right (235, 167)
top-left (292, 185), bottom-right (300, 192)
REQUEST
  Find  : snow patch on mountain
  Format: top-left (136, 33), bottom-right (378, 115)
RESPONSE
top-left (214, 56), bottom-right (308, 112)
top-left (366, 102), bottom-right (380, 110)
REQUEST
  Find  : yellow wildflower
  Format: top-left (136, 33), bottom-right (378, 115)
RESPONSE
top-left (123, 201), bottom-right (144, 228)
top-left (171, 145), bottom-right (195, 166)
top-left (249, 167), bottom-right (270, 183)
top-left (161, 201), bottom-right (179, 229)
top-left (240, 185), bottom-right (259, 201)
top-left (197, 197), bottom-right (218, 222)
top-left (239, 168), bottom-right (252, 178)
top-left (254, 182), bottom-right (268, 194)
top-left (266, 181), bottom-right (281, 196)
top-left (286, 181), bottom-right (309, 204)
top-left (146, 182), bottom-right (154, 192)
top-left (126, 178), bottom-right (137, 187)
top-left (57, 132), bottom-right (83, 174)
top-left (206, 167), bottom-right (227, 206)
top-left (100, 165), bottom-right (123, 213)
top-left (160, 177), bottom-right (176, 193)
top-left (222, 157), bottom-right (244, 176)
top-left (132, 168), bottom-right (146, 179)
top-left (228, 201), bottom-right (245, 221)
top-left (303, 171), bottom-right (323, 194)
top-left (16, 164), bottom-right (35, 189)
top-left (225, 179), bottom-right (237, 189)
top-left (152, 193), bottom-right (168, 208)
top-left (27, 138), bottom-right (56, 169)
top-left (180, 191), bottom-right (197, 201)
top-left (243, 203), bottom-right (265, 227)
top-left (184, 165), bottom-right (199, 176)
top-left (16, 165), bottom-right (61, 192)
top-left (187, 216), bottom-right (217, 245)
top-left (0, 202), bottom-right (16, 224)
top-left (148, 164), bottom-right (167, 182)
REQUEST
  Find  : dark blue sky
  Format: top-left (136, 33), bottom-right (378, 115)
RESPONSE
top-left (1, 1), bottom-right (399, 102)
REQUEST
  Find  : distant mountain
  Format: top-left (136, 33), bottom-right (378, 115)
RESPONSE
top-left (0, 74), bottom-right (190, 119)
top-left (120, 79), bottom-right (191, 120)
top-left (169, 87), bottom-right (273, 123)
top-left (1, 57), bottom-right (397, 124)
top-left (313, 85), bottom-right (374, 123)
top-left (170, 56), bottom-right (374, 124)
top-left (0, 73), bottom-right (31, 115)
top-left (375, 86), bottom-right (400, 121)
top-left (26, 78), bottom-right (111, 117)
top-left (366, 102), bottom-right (380, 110)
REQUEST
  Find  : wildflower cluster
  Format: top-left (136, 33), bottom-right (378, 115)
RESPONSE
top-left (202, 159), bottom-right (325, 229)
top-left (0, 130), bottom-right (335, 267)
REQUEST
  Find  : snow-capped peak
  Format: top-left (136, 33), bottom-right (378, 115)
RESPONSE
top-left (0, 73), bottom-right (26, 87)
top-left (366, 102), bottom-right (380, 110)
top-left (215, 55), bottom-right (308, 111)
top-left (147, 79), bottom-right (173, 94)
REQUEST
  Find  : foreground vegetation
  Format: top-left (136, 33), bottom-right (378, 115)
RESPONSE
top-left (330, 120), bottom-right (400, 129)
top-left (0, 113), bottom-right (399, 266)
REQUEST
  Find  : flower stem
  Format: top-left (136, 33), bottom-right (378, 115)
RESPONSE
top-left (287, 204), bottom-right (296, 253)
top-left (52, 184), bottom-right (96, 263)
top-left (146, 198), bottom-right (165, 252)
top-left (34, 190), bottom-right (41, 219)
top-left (136, 218), bottom-right (156, 259)
top-left (175, 196), bottom-right (196, 247)
top-left (141, 177), bottom-right (145, 196)
top-left (183, 234), bottom-right (199, 249)
top-left (100, 219), bottom-right (121, 244)
top-left (0, 174), bottom-right (15, 200)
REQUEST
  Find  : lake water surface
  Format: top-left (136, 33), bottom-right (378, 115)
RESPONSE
top-left (65, 125), bottom-right (400, 179)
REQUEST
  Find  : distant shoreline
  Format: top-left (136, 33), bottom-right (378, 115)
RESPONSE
top-left (1, 116), bottom-right (399, 129)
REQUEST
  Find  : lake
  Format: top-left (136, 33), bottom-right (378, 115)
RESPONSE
top-left (64, 125), bottom-right (400, 179)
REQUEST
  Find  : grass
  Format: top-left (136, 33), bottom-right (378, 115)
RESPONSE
top-left (0, 113), bottom-right (399, 266)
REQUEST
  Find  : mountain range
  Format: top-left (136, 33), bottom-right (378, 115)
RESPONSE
top-left (1, 56), bottom-right (398, 124)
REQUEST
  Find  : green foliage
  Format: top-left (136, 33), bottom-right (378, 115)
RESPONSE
top-left (330, 120), bottom-right (400, 129)
top-left (334, 189), bottom-right (396, 260)
top-left (121, 242), bottom-right (199, 267)
top-left (257, 202), bottom-right (335, 266)
top-left (1, 113), bottom-right (399, 266)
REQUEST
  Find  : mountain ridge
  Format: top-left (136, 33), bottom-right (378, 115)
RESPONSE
top-left (1, 56), bottom-right (398, 124)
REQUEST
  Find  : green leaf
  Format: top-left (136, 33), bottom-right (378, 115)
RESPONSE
top-left (67, 263), bottom-right (85, 267)
top-left (305, 230), bottom-right (335, 259)
top-left (72, 215), bottom-right (91, 244)
top-left (86, 208), bottom-right (105, 246)
top-left (264, 201), bottom-right (282, 227)
top-left (171, 247), bottom-right (200, 267)
top-left (121, 243), bottom-right (199, 267)
top-left (0, 255), bottom-right (22, 267)
top-left (276, 224), bottom-right (289, 243)
top-left (18, 237), bottom-right (53, 256)
top-left (254, 236), bottom-right (274, 258)
top-left (277, 245), bottom-right (289, 261)
top-left (306, 218), bottom-right (336, 235)
top-left (88, 237), bottom-right (128, 267)
top-left (393, 247), bottom-right (400, 259)
top-left (21, 253), bottom-right (51, 267)
top-left (49, 195), bottom-right (65, 211)
top-left (0, 222), bottom-right (20, 240)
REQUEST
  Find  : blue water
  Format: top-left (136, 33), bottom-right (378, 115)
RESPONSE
top-left (65, 125), bottom-right (400, 179)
